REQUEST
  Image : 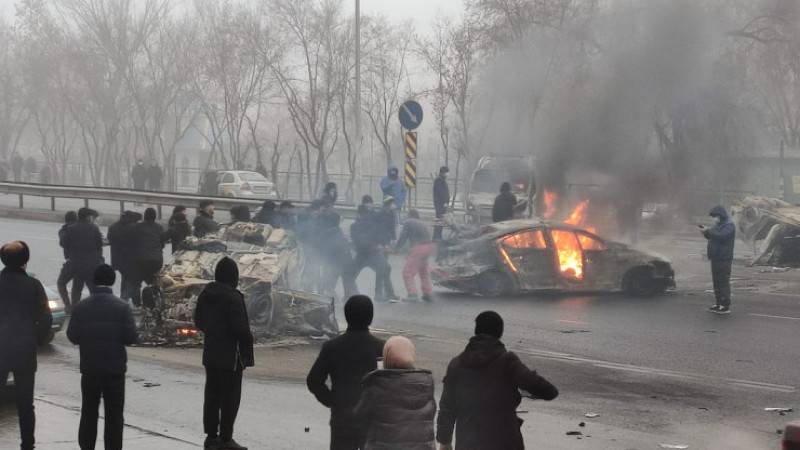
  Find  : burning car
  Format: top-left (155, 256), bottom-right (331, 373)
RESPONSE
top-left (433, 219), bottom-right (675, 296)
top-left (138, 221), bottom-right (339, 345)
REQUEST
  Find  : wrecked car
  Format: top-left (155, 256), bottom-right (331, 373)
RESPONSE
top-left (138, 222), bottom-right (338, 345)
top-left (433, 219), bottom-right (675, 296)
top-left (732, 196), bottom-right (800, 267)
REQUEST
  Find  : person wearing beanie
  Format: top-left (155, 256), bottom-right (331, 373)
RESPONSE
top-left (0, 241), bottom-right (51, 450)
top-left (57, 210), bottom-right (82, 312)
top-left (67, 264), bottom-right (137, 450)
top-left (131, 207), bottom-right (164, 308)
top-left (195, 257), bottom-right (254, 450)
top-left (194, 200), bottom-right (220, 238)
top-left (437, 311), bottom-right (558, 450)
top-left (492, 181), bottom-right (518, 223)
top-left (307, 295), bottom-right (385, 450)
top-left (355, 336), bottom-right (436, 450)
top-left (61, 207), bottom-right (104, 304)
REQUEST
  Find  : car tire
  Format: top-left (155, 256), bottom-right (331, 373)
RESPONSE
top-left (623, 267), bottom-right (664, 297)
top-left (477, 271), bottom-right (514, 297)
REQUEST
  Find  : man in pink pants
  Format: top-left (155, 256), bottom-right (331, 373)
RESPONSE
top-left (396, 209), bottom-right (435, 302)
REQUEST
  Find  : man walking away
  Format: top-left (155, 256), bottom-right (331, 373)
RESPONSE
top-left (57, 211), bottom-right (82, 312)
top-left (147, 161), bottom-right (163, 191)
top-left (67, 265), bottom-right (137, 450)
top-left (131, 159), bottom-right (147, 190)
top-left (0, 241), bottom-right (52, 450)
top-left (132, 208), bottom-right (164, 306)
top-left (166, 206), bottom-right (192, 254)
top-left (702, 205), bottom-right (736, 314)
top-left (195, 257), bottom-right (253, 450)
top-left (433, 166), bottom-right (450, 240)
top-left (437, 311), bottom-right (558, 450)
top-left (194, 200), bottom-right (220, 238)
top-left (318, 211), bottom-right (357, 297)
top-left (492, 182), bottom-right (518, 223)
top-left (396, 209), bottom-right (435, 302)
top-left (62, 208), bottom-right (104, 304)
top-left (307, 295), bottom-right (385, 450)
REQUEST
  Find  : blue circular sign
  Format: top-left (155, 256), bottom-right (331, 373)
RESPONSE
top-left (398, 100), bottom-right (424, 130)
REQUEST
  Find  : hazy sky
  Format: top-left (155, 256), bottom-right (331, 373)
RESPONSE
top-left (0, 0), bottom-right (464, 26)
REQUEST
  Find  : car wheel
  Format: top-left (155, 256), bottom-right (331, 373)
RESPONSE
top-left (477, 271), bottom-right (514, 297)
top-left (623, 267), bottom-right (663, 297)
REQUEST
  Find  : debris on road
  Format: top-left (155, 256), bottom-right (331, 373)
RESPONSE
top-left (142, 382), bottom-right (161, 388)
top-left (578, 422), bottom-right (586, 427)
top-left (584, 412), bottom-right (599, 418)
top-left (659, 445), bottom-right (689, 449)
top-left (765, 407), bottom-right (794, 415)
top-left (566, 431), bottom-right (583, 436)
top-left (733, 197), bottom-right (800, 267)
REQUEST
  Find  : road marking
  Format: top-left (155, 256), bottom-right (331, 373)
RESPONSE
top-left (557, 319), bottom-right (588, 325)
top-left (749, 313), bottom-right (800, 321)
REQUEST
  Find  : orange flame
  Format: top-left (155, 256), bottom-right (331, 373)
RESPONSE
top-left (543, 190), bottom-right (558, 219)
top-left (552, 200), bottom-right (594, 280)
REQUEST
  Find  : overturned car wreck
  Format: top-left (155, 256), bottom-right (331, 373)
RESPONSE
top-left (732, 196), bottom-right (800, 267)
top-left (138, 222), bottom-right (338, 345)
top-left (433, 219), bottom-right (675, 297)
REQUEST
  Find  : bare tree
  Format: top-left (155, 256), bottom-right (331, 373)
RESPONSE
top-left (0, 20), bottom-right (32, 161)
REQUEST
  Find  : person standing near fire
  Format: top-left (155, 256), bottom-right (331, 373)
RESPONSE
top-left (701, 205), bottom-right (735, 314)
top-left (492, 182), bottom-right (517, 223)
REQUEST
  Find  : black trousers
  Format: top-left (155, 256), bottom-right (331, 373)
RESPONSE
top-left (203, 368), bottom-right (243, 441)
top-left (130, 260), bottom-right (162, 307)
top-left (0, 369), bottom-right (36, 450)
top-left (79, 374), bottom-right (125, 450)
top-left (350, 249), bottom-right (394, 301)
top-left (57, 261), bottom-right (85, 310)
top-left (330, 432), bottom-right (366, 450)
top-left (433, 211), bottom-right (445, 240)
top-left (711, 260), bottom-right (732, 307)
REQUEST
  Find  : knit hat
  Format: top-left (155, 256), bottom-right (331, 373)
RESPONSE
top-left (383, 336), bottom-right (416, 370)
top-left (344, 295), bottom-right (374, 331)
top-left (93, 264), bottom-right (116, 286)
top-left (475, 311), bottom-right (504, 339)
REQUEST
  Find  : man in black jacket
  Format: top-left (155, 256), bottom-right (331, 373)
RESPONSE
top-left (67, 265), bottom-right (137, 450)
top-left (307, 295), bottom-right (385, 450)
top-left (433, 166), bottom-right (450, 240)
top-left (61, 207), bottom-right (104, 303)
top-left (492, 182), bottom-right (518, 223)
top-left (108, 210), bottom-right (141, 304)
top-left (436, 311), bottom-right (558, 450)
top-left (0, 241), bottom-right (52, 450)
top-left (131, 208), bottom-right (164, 307)
top-left (195, 200), bottom-right (220, 238)
top-left (195, 257), bottom-right (254, 450)
top-left (165, 205), bottom-right (192, 253)
top-left (57, 210), bottom-right (82, 312)
top-left (349, 206), bottom-right (392, 302)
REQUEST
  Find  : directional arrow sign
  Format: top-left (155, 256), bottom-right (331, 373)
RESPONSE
top-left (398, 100), bottom-right (423, 130)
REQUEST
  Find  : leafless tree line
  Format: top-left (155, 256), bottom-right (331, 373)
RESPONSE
top-left (0, 0), bottom-right (798, 202)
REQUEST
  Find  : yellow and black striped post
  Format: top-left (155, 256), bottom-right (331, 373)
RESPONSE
top-left (404, 131), bottom-right (417, 190)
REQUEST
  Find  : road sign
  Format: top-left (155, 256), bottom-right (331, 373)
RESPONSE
top-left (404, 131), bottom-right (417, 188)
top-left (399, 100), bottom-right (423, 130)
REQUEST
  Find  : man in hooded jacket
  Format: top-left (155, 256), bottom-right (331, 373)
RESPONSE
top-left (701, 205), bottom-right (736, 314)
top-left (380, 165), bottom-right (406, 209)
top-left (0, 241), bottom-right (52, 450)
top-left (195, 257), bottom-right (254, 450)
top-left (436, 311), bottom-right (558, 450)
top-left (307, 295), bottom-right (385, 450)
top-left (492, 182), bottom-right (517, 223)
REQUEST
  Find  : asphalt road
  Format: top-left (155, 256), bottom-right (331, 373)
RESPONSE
top-left (1, 217), bottom-right (798, 449)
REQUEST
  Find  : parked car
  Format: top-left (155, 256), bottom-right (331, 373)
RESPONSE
top-left (198, 170), bottom-right (277, 199)
top-left (433, 219), bottom-right (675, 297)
top-left (42, 286), bottom-right (67, 345)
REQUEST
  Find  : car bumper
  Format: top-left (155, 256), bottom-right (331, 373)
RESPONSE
top-left (51, 311), bottom-right (67, 332)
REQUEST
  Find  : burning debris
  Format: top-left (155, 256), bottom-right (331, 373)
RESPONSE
top-left (137, 222), bottom-right (338, 346)
top-left (732, 197), bottom-right (800, 267)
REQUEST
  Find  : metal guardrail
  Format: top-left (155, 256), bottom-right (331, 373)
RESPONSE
top-left (0, 181), bottom-right (449, 220)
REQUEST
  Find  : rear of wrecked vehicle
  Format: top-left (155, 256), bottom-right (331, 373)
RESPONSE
top-left (433, 221), bottom-right (675, 296)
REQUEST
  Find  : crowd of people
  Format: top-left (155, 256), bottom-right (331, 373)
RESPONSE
top-left (0, 237), bottom-right (559, 450)
top-left (130, 159), bottom-right (163, 191)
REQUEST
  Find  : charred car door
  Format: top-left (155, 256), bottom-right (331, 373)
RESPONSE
top-left (578, 231), bottom-right (618, 290)
top-left (498, 229), bottom-right (558, 290)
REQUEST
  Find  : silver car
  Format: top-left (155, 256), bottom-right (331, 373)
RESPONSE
top-left (217, 171), bottom-right (277, 199)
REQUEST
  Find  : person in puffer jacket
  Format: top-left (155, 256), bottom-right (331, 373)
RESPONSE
top-left (355, 336), bottom-right (436, 450)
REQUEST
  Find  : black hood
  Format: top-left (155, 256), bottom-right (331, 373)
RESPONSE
top-left (460, 334), bottom-right (507, 369)
top-left (215, 257), bottom-right (239, 288)
top-left (709, 205), bottom-right (729, 221)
